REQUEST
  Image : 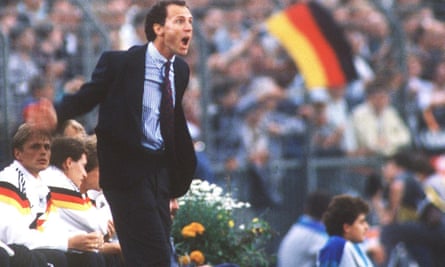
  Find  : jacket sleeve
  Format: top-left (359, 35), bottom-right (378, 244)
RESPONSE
top-left (56, 51), bottom-right (117, 124)
top-left (56, 203), bottom-right (109, 235)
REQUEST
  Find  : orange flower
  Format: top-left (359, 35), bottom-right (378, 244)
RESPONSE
top-left (190, 250), bottom-right (205, 265)
top-left (181, 222), bottom-right (205, 238)
top-left (190, 222), bottom-right (205, 234)
top-left (181, 226), bottom-right (196, 238)
top-left (179, 255), bottom-right (191, 265)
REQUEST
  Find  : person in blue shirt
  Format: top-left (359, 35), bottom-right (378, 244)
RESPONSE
top-left (317, 194), bottom-right (374, 267)
top-left (277, 190), bottom-right (332, 267)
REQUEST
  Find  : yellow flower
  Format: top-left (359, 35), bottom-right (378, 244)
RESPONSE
top-left (252, 227), bottom-right (264, 235)
top-left (252, 217), bottom-right (259, 223)
top-left (190, 250), bottom-right (205, 265)
top-left (228, 220), bottom-right (235, 228)
top-left (179, 255), bottom-right (191, 265)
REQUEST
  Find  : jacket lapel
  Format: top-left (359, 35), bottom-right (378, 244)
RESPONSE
top-left (126, 45), bottom-right (147, 117)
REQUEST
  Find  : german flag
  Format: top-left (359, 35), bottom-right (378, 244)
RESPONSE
top-left (266, 2), bottom-right (357, 90)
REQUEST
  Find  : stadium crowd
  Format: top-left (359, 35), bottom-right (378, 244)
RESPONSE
top-left (2, 0), bottom-right (445, 266)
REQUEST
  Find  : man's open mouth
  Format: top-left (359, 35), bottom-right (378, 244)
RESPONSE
top-left (181, 37), bottom-right (190, 46)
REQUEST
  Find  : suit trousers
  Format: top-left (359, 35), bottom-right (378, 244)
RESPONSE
top-left (104, 165), bottom-right (171, 267)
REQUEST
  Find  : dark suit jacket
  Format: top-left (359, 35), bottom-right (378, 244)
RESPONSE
top-left (56, 44), bottom-right (197, 198)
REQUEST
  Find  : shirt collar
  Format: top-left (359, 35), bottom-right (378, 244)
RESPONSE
top-left (147, 42), bottom-right (176, 69)
top-left (11, 160), bottom-right (49, 194)
top-left (13, 160), bottom-right (41, 181)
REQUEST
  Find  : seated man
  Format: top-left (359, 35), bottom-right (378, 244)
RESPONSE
top-left (81, 135), bottom-right (123, 264)
top-left (42, 136), bottom-right (123, 266)
top-left (317, 194), bottom-right (374, 267)
top-left (42, 136), bottom-right (109, 235)
top-left (0, 123), bottom-right (104, 267)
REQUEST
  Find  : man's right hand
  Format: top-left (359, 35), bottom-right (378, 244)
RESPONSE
top-left (68, 232), bottom-right (104, 252)
top-left (24, 98), bottom-right (58, 132)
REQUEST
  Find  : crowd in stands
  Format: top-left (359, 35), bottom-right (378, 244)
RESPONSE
top-left (2, 0), bottom-right (445, 266)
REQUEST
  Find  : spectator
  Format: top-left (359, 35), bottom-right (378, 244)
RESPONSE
top-left (0, 5), bottom-right (19, 35)
top-left (381, 150), bottom-right (425, 224)
top-left (16, 0), bottom-right (49, 25)
top-left (196, 7), bottom-right (222, 56)
top-left (33, 21), bottom-right (69, 98)
top-left (277, 190), bottom-right (332, 267)
top-left (409, 152), bottom-right (445, 212)
top-left (344, 77), bottom-right (412, 157)
top-left (344, 28), bottom-right (375, 109)
top-left (210, 79), bottom-right (246, 172)
top-left (242, 76), bottom-right (306, 206)
top-left (119, 8), bottom-right (147, 50)
top-left (364, 172), bottom-right (385, 227)
top-left (307, 92), bottom-right (345, 157)
top-left (48, 0), bottom-right (83, 78)
top-left (417, 57), bottom-right (445, 154)
top-left (402, 51), bottom-right (433, 140)
top-left (380, 199), bottom-right (445, 267)
top-left (8, 23), bottom-right (40, 129)
top-left (22, 76), bottom-right (55, 124)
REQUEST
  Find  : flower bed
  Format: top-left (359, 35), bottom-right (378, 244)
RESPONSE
top-left (172, 179), bottom-right (274, 267)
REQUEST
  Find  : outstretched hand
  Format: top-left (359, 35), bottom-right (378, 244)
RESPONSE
top-left (24, 98), bottom-right (58, 132)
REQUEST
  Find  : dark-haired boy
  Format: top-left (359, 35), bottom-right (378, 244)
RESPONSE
top-left (317, 194), bottom-right (374, 267)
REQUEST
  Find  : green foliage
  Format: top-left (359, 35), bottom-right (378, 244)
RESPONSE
top-left (172, 179), bottom-right (274, 267)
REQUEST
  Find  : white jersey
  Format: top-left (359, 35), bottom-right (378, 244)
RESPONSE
top-left (0, 161), bottom-right (69, 250)
top-left (41, 166), bottom-right (109, 235)
top-left (318, 236), bottom-right (374, 267)
top-left (86, 189), bottom-right (113, 224)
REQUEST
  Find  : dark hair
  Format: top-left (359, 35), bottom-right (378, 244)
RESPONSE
top-left (366, 77), bottom-right (388, 97)
top-left (212, 78), bottom-right (239, 102)
top-left (9, 23), bottom-right (30, 43)
top-left (50, 136), bottom-right (86, 170)
top-left (364, 172), bottom-right (383, 198)
top-left (34, 22), bottom-right (54, 40)
top-left (144, 0), bottom-right (187, 42)
top-left (29, 76), bottom-right (52, 95)
top-left (386, 149), bottom-right (413, 169)
top-left (323, 194), bottom-right (369, 236)
top-left (407, 152), bottom-right (435, 176)
top-left (305, 190), bottom-right (332, 220)
top-left (12, 123), bottom-right (52, 156)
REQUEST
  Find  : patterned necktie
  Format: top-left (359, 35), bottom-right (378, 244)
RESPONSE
top-left (160, 61), bottom-right (175, 151)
